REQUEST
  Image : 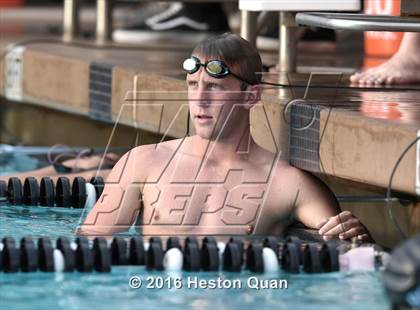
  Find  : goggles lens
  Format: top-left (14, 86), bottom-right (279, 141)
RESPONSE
top-left (183, 57), bottom-right (199, 73)
top-left (207, 61), bottom-right (225, 75)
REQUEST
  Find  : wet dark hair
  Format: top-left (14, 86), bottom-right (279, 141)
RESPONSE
top-left (192, 33), bottom-right (262, 88)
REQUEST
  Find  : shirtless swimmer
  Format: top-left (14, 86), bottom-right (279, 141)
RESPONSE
top-left (78, 33), bottom-right (370, 242)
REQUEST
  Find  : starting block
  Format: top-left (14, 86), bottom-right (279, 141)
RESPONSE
top-left (239, 0), bottom-right (361, 72)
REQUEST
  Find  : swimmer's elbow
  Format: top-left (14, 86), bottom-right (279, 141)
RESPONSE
top-left (75, 223), bottom-right (132, 238)
top-left (74, 225), bottom-right (99, 237)
top-left (75, 225), bottom-right (112, 238)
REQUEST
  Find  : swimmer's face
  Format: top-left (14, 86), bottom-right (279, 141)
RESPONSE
top-left (186, 55), bottom-right (251, 140)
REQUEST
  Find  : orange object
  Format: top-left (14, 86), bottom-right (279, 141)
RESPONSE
top-left (363, 56), bottom-right (387, 69)
top-left (360, 101), bottom-right (403, 121)
top-left (364, 0), bottom-right (403, 57)
top-left (0, 0), bottom-right (23, 7)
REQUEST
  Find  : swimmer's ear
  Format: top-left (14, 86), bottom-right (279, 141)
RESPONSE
top-left (243, 84), bottom-right (262, 110)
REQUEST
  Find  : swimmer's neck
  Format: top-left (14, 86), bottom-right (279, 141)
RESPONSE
top-left (190, 120), bottom-right (257, 165)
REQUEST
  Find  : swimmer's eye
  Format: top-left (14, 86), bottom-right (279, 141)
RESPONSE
top-left (187, 80), bottom-right (198, 88)
top-left (208, 83), bottom-right (223, 90)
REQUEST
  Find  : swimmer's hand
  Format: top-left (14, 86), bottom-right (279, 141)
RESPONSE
top-left (317, 211), bottom-right (371, 242)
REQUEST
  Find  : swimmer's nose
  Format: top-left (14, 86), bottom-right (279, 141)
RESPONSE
top-left (193, 90), bottom-right (212, 107)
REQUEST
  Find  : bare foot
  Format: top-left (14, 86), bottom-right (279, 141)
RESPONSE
top-left (350, 52), bottom-right (420, 86)
top-left (351, 33), bottom-right (420, 86)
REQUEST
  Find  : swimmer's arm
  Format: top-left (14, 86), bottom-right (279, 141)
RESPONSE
top-left (292, 170), bottom-right (339, 229)
top-left (77, 147), bottom-right (147, 237)
top-left (292, 170), bottom-right (372, 241)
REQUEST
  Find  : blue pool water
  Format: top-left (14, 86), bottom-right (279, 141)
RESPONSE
top-left (0, 153), bottom-right (40, 176)
top-left (0, 159), bottom-right (390, 310)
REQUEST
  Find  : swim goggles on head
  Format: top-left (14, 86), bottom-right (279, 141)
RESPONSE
top-left (183, 56), bottom-right (255, 85)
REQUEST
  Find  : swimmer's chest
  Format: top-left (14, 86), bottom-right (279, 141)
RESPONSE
top-left (139, 159), bottom-right (286, 234)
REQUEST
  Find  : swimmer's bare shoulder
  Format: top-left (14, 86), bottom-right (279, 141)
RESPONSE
top-left (109, 138), bottom-right (184, 182)
top-left (77, 139), bottom-right (186, 236)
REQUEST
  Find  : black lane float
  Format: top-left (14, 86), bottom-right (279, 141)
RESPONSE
top-left (0, 176), bottom-right (105, 208)
top-left (0, 236), bottom-right (346, 274)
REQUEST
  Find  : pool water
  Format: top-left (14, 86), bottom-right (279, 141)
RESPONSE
top-left (0, 153), bottom-right (40, 176)
top-left (0, 160), bottom-right (390, 310)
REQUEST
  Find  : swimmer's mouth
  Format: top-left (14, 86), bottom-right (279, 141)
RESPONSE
top-left (195, 114), bottom-right (213, 119)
